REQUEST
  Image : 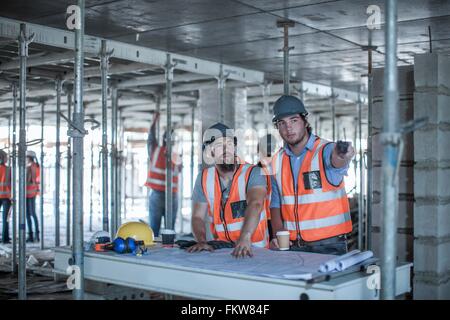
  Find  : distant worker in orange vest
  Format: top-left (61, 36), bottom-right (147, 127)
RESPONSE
top-left (269, 95), bottom-right (355, 255)
top-left (26, 150), bottom-right (40, 243)
top-left (0, 150), bottom-right (12, 244)
top-left (144, 112), bottom-right (180, 237)
top-left (188, 123), bottom-right (269, 258)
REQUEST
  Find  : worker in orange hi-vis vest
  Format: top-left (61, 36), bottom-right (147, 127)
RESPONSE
top-left (188, 123), bottom-right (269, 258)
top-left (144, 112), bottom-right (180, 237)
top-left (0, 150), bottom-right (12, 244)
top-left (256, 133), bottom-right (279, 242)
top-left (26, 150), bottom-right (41, 243)
top-left (269, 95), bottom-right (355, 255)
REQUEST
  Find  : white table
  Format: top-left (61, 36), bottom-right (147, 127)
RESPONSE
top-left (54, 246), bottom-right (412, 300)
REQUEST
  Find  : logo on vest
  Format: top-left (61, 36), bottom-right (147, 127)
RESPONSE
top-left (303, 171), bottom-right (322, 190)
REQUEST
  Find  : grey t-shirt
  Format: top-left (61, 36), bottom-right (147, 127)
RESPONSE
top-left (192, 165), bottom-right (267, 204)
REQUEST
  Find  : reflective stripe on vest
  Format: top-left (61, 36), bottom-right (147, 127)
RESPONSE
top-left (251, 232), bottom-right (269, 248)
top-left (273, 137), bottom-right (352, 242)
top-left (284, 211), bottom-right (351, 231)
top-left (145, 146), bottom-right (179, 192)
top-left (202, 164), bottom-right (269, 248)
top-left (215, 210), bottom-right (267, 232)
top-left (281, 188), bottom-right (347, 205)
top-left (0, 165), bottom-right (11, 198)
top-left (26, 163), bottom-right (40, 197)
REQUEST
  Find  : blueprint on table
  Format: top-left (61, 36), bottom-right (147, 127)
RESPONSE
top-left (115, 247), bottom-right (337, 280)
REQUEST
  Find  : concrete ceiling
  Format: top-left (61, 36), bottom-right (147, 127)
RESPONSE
top-left (1, 0), bottom-right (449, 91)
top-left (0, 0), bottom-right (448, 129)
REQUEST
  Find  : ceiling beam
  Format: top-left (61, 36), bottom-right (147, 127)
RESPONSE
top-left (0, 51), bottom-right (85, 71)
top-left (117, 72), bottom-right (213, 89)
top-left (0, 16), bottom-right (264, 84)
top-left (62, 61), bottom-right (158, 80)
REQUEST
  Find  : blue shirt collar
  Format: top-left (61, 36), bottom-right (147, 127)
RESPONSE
top-left (284, 134), bottom-right (316, 157)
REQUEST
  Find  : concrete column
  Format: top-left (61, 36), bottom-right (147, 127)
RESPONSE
top-left (199, 87), bottom-right (241, 131)
top-left (413, 53), bottom-right (450, 299)
top-left (371, 66), bottom-right (415, 263)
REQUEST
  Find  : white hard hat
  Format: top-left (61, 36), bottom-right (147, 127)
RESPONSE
top-left (26, 150), bottom-right (36, 158)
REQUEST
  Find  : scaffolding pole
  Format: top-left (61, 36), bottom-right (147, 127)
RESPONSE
top-left (71, 0), bottom-right (86, 300)
top-left (6, 113), bottom-right (14, 272)
top-left (357, 94), bottom-right (364, 250)
top-left (89, 139), bottom-right (94, 232)
top-left (7, 117), bottom-right (11, 252)
top-left (190, 103), bottom-right (195, 195)
top-left (314, 114), bottom-right (318, 136)
top-left (261, 81), bottom-right (271, 131)
top-left (381, 0), bottom-right (399, 300)
top-left (217, 64), bottom-right (228, 123)
top-left (131, 153), bottom-right (135, 207)
top-left (156, 95), bottom-right (161, 139)
top-left (317, 116), bottom-right (322, 137)
top-left (66, 90), bottom-right (72, 246)
top-left (331, 89), bottom-right (336, 142)
top-left (54, 78), bottom-right (62, 247)
top-left (364, 40), bottom-right (376, 251)
top-left (124, 138), bottom-right (129, 220)
top-left (179, 116), bottom-right (185, 233)
top-left (18, 23), bottom-right (32, 300)
top-left (100, 39), bottom-right (110, 233)
top-left (110, 87), bottom-right (118, 236)
top-left (164, 53), bottom-right (175, 231)
top-left (277, 20), bottom-right (295, 95)
top-left (353, 116), bottom-right (358, 186)
top-left (39, 102), bottom-right (45, 250)
top-left (118, 112), bottom-right (125, 225)
top-left (11, 83), bottom-right (17, 274)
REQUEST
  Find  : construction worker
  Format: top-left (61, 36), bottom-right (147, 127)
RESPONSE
top-left (256, 134), bottom-right (278, 241)
top-left (188, 123), bottom-right (269, 258)
top-left (0, 150), bottom-right (11, 244)
top-left (144, 112), bottom-right (179, 237)
top-left (26, 150), bottom-right (40, 243)
top-left (269, 95), bottom-right (354, 255)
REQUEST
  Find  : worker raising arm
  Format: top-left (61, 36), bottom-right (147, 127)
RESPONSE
top-left (144, 111), bottom-right (180, 237)
top-left (269, 95), bottom-right (355, 255)
top-left (188, 123), bottom-right (269, 258)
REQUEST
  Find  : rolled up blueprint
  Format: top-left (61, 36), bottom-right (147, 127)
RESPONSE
top-left (336, 251), bottom-right (374, 271)
top-left (319, 250), bottom-right (361, 273)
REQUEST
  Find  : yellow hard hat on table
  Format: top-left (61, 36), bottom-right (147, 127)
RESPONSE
top-left (116, 221), bottom-right (154, 246)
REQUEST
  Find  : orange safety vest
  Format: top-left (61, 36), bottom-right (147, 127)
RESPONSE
top-left (144, 146), bottom-right (179, 193)
top-left (272, 137), bottom-right (352, 242)
top-left (0, 164), bottom-right (11, 199)
top-left (26, 162), bottom-right (40, 198)
top-left (201, 163), bottom-right (269, 248)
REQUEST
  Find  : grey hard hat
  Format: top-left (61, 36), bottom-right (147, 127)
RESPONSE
top-left (272, 95), bottom-right (308, 123)
top-left (202, 122), bottom-right (236, 150)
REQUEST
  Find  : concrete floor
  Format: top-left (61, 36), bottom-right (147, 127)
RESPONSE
top-left (0, 196), bottom-right (193, 300)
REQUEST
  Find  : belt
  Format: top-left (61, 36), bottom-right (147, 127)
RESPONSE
top-left (294, 234), bottom-right (347, 248)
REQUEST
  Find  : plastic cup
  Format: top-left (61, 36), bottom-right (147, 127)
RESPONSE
top-left (161, 229), bottom-right (176, 246)
top-left (276, 231), bottom-right (290, 251)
